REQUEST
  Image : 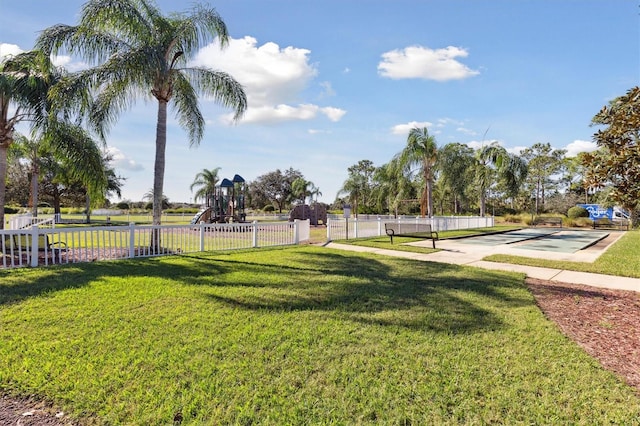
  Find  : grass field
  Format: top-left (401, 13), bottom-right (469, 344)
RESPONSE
top-left (1, 246), bottom-right (639, 424)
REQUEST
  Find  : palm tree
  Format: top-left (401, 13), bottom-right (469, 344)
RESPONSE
top-left (338, 173), bottom-right (366, 218)
top-left (0, 50), bottom-right (101, 228)
top-left (36, 0), bottom-right (247, 229)
top-left (396, 127), bottom-right (438, 217)
top-left (190, 167), bottom-right (221, 207)
top-left (475, 142), bottom-right (527, 216)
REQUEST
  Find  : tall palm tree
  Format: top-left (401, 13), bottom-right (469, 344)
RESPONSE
top-left (396, 127), bottom-right (438, 217)
top-left (190, 167), bottom-right (221, 206)
top-left (338, 173), bottom-right (366, 218)
top-left (0, 50), bottom-right (101, 228)
top-left (36, 0), bottom-right (247, 229)
top-left (475, 142), bottom-right (527, 216)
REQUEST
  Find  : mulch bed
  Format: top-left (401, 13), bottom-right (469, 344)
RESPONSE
top-left (527, 277), bottom-right (640, 392)
top-left (2, 278), bottom-right (639, 424)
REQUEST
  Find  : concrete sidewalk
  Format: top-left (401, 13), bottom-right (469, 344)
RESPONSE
top-left (325, 235), bottom-right (640, 293)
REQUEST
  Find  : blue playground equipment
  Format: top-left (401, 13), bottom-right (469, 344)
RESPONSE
top-left (190, 174), bottom-right (247, 224)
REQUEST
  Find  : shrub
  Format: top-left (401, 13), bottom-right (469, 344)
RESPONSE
top-left (567, 206), bottom-right (589, 219)
top-left (263, 205), bottom-right (275, 212)
top-left (116, 201), bottom-right (130, 210)
top-left (4, 206), bottom-right (19, 214)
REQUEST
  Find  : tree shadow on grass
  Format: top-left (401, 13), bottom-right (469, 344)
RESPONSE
top-left (0, 255), bottom-right (229, 306)
top-left (0, 246), bottom-right (535, 335)
top-left (204, 248), bottom-right (535, 334)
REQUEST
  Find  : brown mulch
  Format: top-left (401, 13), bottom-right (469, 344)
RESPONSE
top-left (2, 278), bottom-right (639, 424)
top-left (527, 277), bottom-right (640, 392)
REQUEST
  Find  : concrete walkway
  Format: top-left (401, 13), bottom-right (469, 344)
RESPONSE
top-left (325, 232), bottom-right (640, 293)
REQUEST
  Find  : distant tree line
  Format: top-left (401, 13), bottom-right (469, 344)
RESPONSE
top-left (337, 86), bottom-right (640, 227)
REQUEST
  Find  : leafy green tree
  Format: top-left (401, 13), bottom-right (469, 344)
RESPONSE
top-left (521, 142), bottom-right (565, 215)
top-left (291, 178), bottom-right (319, 205)
top-left (37, 0), bottom-right (247, 228)
top-left (249, 168), bottom-right (303, 213)
top-left (583, 86), bottom-right (640, 225)
top-left (190, 167), bottom-right (221, 207)
top-left (474, 142), bottom-right (527, 217)
top-left (339, 160), bottom-right (375, 217)
top-left (0, 50), bottom-right (80, 228)
top-left (438, 142), bottom-right (475, 214)
top-left (13, 124), bottom-right (107, 217)
top-left (396, 127), bottom-right (438, 217)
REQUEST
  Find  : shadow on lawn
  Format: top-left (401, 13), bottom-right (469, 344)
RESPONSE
top-left (0, 246), bottom-right (533, 334)
top-left (0, 256), bottom-right (228, 306)
top-left (205, 248), bottom-right (534, 334)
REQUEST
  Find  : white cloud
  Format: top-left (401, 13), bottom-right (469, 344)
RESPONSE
top-left (506, 146), bottom-right (527, 155)
top-left (437, 117), bottom-right (464, 128)
top-left (322, 106), bottom-right (347, 122)
top-left (565, 139), bottom-right (597, 157)
top-left (466, 139), bottom-right (502, 150)
top-left (318, 81), bottom-right (335, 98)
top-left (456, 127), bottom-right (477, 136)
top-left (391, 121), bottom-right (433, 135)
top-left (378, 45), bottom-right (480, 81)
top-left (221, 104), bottom-right (346, 125)
top-left (193, 36), bottom-right (345, 124)
top-left (0, 43), bottom-right (23, 60)
top-left (51, 55), bottom-right (89, 72)
top-left (106, 146), bottom-right (144, 172)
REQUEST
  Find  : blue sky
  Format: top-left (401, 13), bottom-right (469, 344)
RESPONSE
top-left (1, 0), bottom-right (638, 205)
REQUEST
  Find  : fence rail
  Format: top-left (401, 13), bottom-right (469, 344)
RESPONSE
top-left (326, 216), bottom-right (495, 240)
top-left (1, 220), bottom-right (309, 269)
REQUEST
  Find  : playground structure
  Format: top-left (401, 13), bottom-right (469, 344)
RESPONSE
top-left (191, 174), bottom-right (247, 224)
top-left (289, 203), bottom-right (327, 226)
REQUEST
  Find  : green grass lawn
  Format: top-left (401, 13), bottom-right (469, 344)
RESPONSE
top-left (485, 229), bottom-right (640, 278)
top-left (1, 246), bottom-right (639, 424)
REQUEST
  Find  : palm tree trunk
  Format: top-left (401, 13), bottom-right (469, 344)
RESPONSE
top-left (426, 180), bottom-right (433, 218)
top-left (152, 100), bottom-right (168, 249)
top-left (0, 145), bottom-right (7, 229)
top-left (30, 162), bottom-right (39, 217)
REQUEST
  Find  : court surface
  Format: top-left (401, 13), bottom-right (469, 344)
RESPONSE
top-left (514, 230), bottom-right (609, 253)
top-left (457, 228), bottom-right (559, 246)
top-left (457, 228), bottom-right (609, 253)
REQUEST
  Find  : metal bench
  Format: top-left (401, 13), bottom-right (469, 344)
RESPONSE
top-left (384, 223), bottom-right (439, 248)
top-left (8, 233), bottom-right (67, 261)
top-left (593, 218), bottom-right (629, 231)
top-left (533, 216), bottom-right (563, 228)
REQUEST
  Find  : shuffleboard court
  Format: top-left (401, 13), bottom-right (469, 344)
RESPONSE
top-left (515, 230), bottom-right (609, 253)
top-left (458, 228), bottom-right (559, 246)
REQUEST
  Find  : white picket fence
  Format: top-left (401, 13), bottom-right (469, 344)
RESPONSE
top-left (326, 216), bottom-right (495, 240)
top-left (1, 220), bottom-right (310, 269)
top-left (8, 213), bottom-right (56, 230)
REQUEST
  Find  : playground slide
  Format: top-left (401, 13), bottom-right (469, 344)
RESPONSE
top-left (190, 207), bottom-right (212, 224)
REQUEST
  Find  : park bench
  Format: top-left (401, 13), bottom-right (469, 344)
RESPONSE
top-left (384, 223), bottom-right (439, 248)
top-left (593, 218), bottom-right (629, 231)
top-left (532, 216), bottom-right (563, 228)
top-left (2, 233), bottom-right (67, 260)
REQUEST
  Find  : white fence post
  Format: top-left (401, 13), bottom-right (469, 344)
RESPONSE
top-left (30, 225), bottom-right (39, 267)
top-left (129, 222), bottom-right (136, 258)
top-left (252, 221), bottom-right (259, 248)
top-left (199, 223), bottom-right (205, 252)
top-left (294, 219), bottom-right (300, 244)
